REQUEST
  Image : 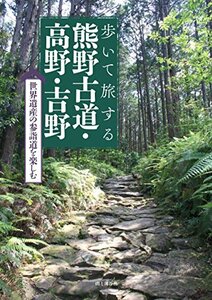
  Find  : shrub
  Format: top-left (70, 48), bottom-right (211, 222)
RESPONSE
top-left (0, 160), bottom-right (106, 297)
top-left (133, 123), bottom-right (212, 238)
top-left (43, 158), bottom-right (105, 209)
top-left (68, 156), bottom-right (124, 182)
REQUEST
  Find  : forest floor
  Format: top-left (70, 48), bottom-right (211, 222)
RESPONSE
top-left (20, 175), bottom-right (212, 300)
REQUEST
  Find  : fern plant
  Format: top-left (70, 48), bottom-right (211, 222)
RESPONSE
top-left (181, 152), bottom-right (212, 182)
top-left (0, 237), bottom-right (46, 267)
top-left (133, 126), bottom-right (212, 238)
top-left (0, 221), bottom-right (21, 235)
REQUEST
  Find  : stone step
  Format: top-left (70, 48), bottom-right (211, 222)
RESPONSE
top-left (88, 237), bottom-right (129, 251)
top-left (99, 289), bottom-right (126, 300)
top-left (87, 215), bottom-right (120, 226)
top-left (103, 186), bottom-right (138, 195)
top-left (53, 279), bottom-right (115, 297)
top-left (21, 175), bottom-right (210, 300)
top-left (104, 180), bottom-right (137, 186)
top-left (103, 184), bottom-right (128, 189)
top-left (123, 273), bottom-right (205, 299)
top-left (106, 190), bottom-right (143, 197)
top-left (103, 184), bottom-right (138, 190)
top-left (105, 175), bottom-right (134, 182)
top-left (111, 218), bottom-right (155, 231)
top-left (107, 195), bottom-right (145, 202)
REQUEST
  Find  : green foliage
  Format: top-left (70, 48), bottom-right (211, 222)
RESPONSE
top-left (65, 149), bottom-right (139, 176)
top-left (0, 1), bottom-right (211, 298)
top-left (0, 75), bottom-right (17, 133)
top-left (0, 237), bottom-right (45, 267)
top-left (134, 122), bottom-right (212, 238)
top-left (68, 155), bottom-right (124, 183)
top-left (181, 152), bottom-right (212, 182)
top-left (43, 158), bottom-right (105, 209)
top-left (0, 278), bottom-right (11, 298)
top-left (156, 0), bottom-right (211, 91)
top-left (0, 209), bottom-right (46, 258)
top-left (92, 149), bottom-right (127, 171)
top-left (0, 216), bottom-right (46, 297)
top-left (0, 159), bottom-right (108, 297)
top-left (75, 159), bottom-right (123, 182)
top-left (0, 221), bottom-right (18, 235)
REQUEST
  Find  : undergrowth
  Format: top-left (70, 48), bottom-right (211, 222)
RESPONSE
top-left (133, 123), bottom-right (212, 239)
top-left (0, 157), bottom-right (120, 298)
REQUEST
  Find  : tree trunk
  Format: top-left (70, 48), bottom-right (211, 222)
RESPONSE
top-left (128, 114), bottom-right (132, 151)
top-left (0, 0), bottom-right (6, 29)
top-left (48, 0), bottom-right (51, 16)
top-left (119, 92), bottom-right (124, 147)
top-left (58, 0), bottom-right (63, 16)
top-left (1, 0), bottom-right (40, 166)
top-left (206, 0), bottom-right (212, 107)
top-left (154, 85), bottom-right (160, 132)
top-left (0, 0), bottom-right (25, 166)
top-left (133, 124), bottom-right (137, 152)
top-left (139, 25), bottom-right (155, 144)
top-left (136, 58), bottom-right (148, 151)
top-left (194, 19), bottom-right (208, 107)
top-left (154, 2), bottom-right (167, 127)
top-left (158, 66), bottom-right (167, 127)
top-left (125, 110), bottom-right (129, 149)
top-left (70, 0), bottom-right (76, 16)
top-left (1, 126), bottom-right (18, 166)
top-left (136, 83), bottom-right (142, 153)
top-left (201, 81), bottom-right (207, 106)
top-left (47, 149), bottom-right (56, 157)
top-left (164, 0), bottom-right (179, 136)
top-left (31, 0), bottom-right (43, 67)
top-left (10, 0), bottom-right (25, 55)
top-left (86, 0), bottom-right (91, 16)
top-left (159, 0), bottom-right (176, 139)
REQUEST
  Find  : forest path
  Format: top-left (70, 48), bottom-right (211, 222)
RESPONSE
top-left (21, 175), bottom-right (211, 300)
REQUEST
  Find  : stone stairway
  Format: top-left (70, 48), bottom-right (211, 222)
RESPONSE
top-left (21, 175), bottom-right (211, 300)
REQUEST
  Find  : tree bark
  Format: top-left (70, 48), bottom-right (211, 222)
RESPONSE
top-left (119, 91), bottom-right (124, 147)
top-left (48, 0), bottom-right (51, 16)
top-left (70, 0), bottom-right (76, 16)
top-left (58, 0), bottom-right (63, 16)
top-left (139, 25), bottom-right (155, 144)
top-left (194, 19), bottom-right (208, 107)
top-left (0, 0), bottom-right (6, 29)
top-left (1, 0), bottom-right (40, 166)
top-left (31, 0), bottom-right (43, 67)
top-left (164, 0), bottom-right (179, 136)
top-left (128, 111), bottom-right (132, 151)
top-left (10, 0), bottom-right (25, 55)
top-left (136, 82), bottom-right (143, 153)
top-left (136, 57), bottom-right (147, 151)
top-left (154, 85), bottom-right (160, 132)
top-left (86, 0), bottom-right (91, 16)
top-left (158, 0), bottom-right (176, 138)
top-left (154, 1), bottom-right (167, 128)
top-left (1, 125), bottom-right (18, 166)
top-left (206, 0), bottom-right (212, 107)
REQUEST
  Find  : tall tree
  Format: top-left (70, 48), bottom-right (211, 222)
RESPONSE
top-left (1, 0), bottom-right (42, 166)
top-left (58, 0), bottom-right (63, 16)
top-left (158, 0), bottom-right (177, 138)
top-left (139, 24), bottom-right (155, 144)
